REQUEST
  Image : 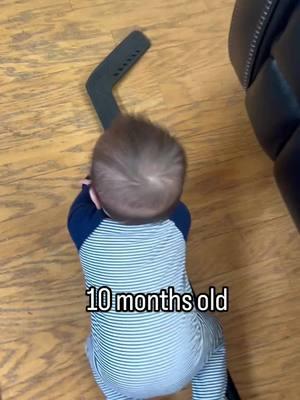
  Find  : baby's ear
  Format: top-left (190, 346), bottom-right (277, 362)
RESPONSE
top-left (89, 186), bottom-right (101, 209)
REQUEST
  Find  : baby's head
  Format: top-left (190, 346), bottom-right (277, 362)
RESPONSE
top-left (90, 114), bottom-right (187, 224)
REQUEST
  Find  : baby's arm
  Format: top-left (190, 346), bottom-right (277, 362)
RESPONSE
top-left (67, 181), bottom-right (107, 251)
top-left (169, 201), bottom-right (192, 241)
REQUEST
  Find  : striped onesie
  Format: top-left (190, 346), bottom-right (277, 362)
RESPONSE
top-left (67, 184), bottom-right (227, 399)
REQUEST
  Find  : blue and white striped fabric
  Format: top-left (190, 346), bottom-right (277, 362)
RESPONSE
top-left (68, 184), bottom-right (227, 399)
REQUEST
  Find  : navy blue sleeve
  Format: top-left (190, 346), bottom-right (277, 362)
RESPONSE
top-left (67, 184), bottom-right (107, 251)
top-left (168, 201), bottom-right (192, 241)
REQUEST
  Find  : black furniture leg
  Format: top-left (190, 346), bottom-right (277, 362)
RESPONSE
top-left (86, 30), bottom-right (151, 129)
top-left (226, 370), bottom-right (241, 400)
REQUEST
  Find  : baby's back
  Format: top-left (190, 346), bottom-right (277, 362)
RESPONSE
top-left (79, 217), bottom-right (205, 398)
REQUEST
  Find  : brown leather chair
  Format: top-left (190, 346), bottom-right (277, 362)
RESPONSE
top-left (229, 0), bottom-right (300, 232)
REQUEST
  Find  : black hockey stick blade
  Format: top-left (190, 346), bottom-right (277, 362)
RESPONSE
top-left (86, 30), bottom-right (151, 129)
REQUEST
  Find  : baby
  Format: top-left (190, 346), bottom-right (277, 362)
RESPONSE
top-left (67, 114), bottom-right (227, 399)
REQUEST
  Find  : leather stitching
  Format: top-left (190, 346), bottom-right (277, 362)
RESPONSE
top-left (243, 0), bottom-right (275, 88)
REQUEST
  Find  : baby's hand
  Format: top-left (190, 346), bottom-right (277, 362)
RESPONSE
top-left (89, 186), bottom-right (101, 209)
top-left (80, 178), bottom-right (91, 186)
top-left (80, 178), bottom-right (101, 209)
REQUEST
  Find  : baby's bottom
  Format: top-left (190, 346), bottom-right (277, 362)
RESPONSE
top-left (85, 316), bottom-right (227, 400)
top-left (85, 336), bottom-right (136, 400)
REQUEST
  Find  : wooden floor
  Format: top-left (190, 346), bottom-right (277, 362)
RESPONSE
top-left (1, 0), bottom-right (299, 399)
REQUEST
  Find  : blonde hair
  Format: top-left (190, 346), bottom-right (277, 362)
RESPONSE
top-left (90, 114), bottom-right (187, 224)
